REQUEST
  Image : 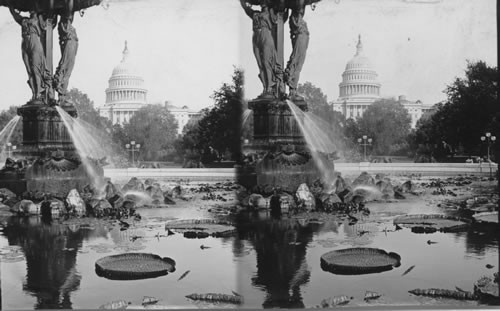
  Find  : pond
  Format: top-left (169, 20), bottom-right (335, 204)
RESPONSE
top-left (0, 188), bottom-right (498, 309)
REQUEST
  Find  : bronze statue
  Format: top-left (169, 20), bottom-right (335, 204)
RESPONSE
top-left (240, 0), bottom-right (283, 98)
top-left (9, 7), bottom-right (51, 104)
top-left (54, 12), bottom-right (78, 101)
top-left (285, 0), bottom-right (309, 100)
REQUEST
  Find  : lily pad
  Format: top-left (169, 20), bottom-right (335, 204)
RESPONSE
top-left (393, 214), bottom-right (471, 232)
top-left (321, 247), bottom-right (401, 275)
top-left (95, 253), bottom-right (176, 280)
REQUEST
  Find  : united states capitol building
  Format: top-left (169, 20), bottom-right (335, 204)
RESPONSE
top-left (98, 42), bottom-right (200, 135)
top-left (332, 36), bottom-right (435, 128)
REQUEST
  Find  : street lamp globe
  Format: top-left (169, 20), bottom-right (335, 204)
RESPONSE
top-left (357, 138), bottom-right (362, 143)
top-left (125, 143), bottom-right (130, 149)
top-left (368, 138), bottom-right (373, 143)
top-left (362, 135), bottom-right (367, 140)
top-left (7, 142), bottom-right (11, 147)
top-left (131, 141), bottom-right (136, 146)
top-left (481, 136), bottom-right (486, 141)
top-left (136, 144), bottom-right (141, 149)
top-left (486, 132), bottom-right (491, 138)
top-left (491, 136), bottom-right (497, 142)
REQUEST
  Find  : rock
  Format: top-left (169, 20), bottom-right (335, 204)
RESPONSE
top-left (296, 183), bottom-right (315, 211)
top-left (104, 181), bottom-right (121, 201)
top-left (337, 189), bottom-right (351, 203)
top-left (163, 192), bottom-right (176, 205)
top-left (121, 177), bottom-right (145, 193)
top-left (248, 194), bottom-right (267, 208)
top-left (321, 193), bottom-right (342, 205)
top-left (376, 179), bottom-right (395, 198)
top-left (401, 180), bottom-right (413, 193)
top-left (171, 184), bottom-right (183, 198)
top-left (279, 193), bottom-right (296, 212)
top-left (49, 199), bottom-right (64, 217)
top-left (0, 188), bottom-right (16, 201)
top-left (66, 189), bottom-right (86, 215)
top-left (91, 199), bottom-right (113, 216)
top-left (3, 196), bottom-right (20, 208)
top-left (146, 183), bottom-right (164, 202)
top-left (14, 199), bottom-right (39, 215)
top-left (394, 190), bottom-right (406, 200)
top-left (332, 174), bottom-right (351, 194)
top-left (352, 172), bottom-right (375, 187)
top-left (144, 178), bottom-right (156, 187)
top-left (375, 173), bottom-right (387, 181)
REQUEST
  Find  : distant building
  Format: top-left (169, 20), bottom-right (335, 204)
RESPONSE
top-left (165, 102), bottom-right (202, 135)
top-left (332, 35), bottom-right (434, 128)
top-left (98, 42), bottom-right (201, 133)
top-left (98, 41), bottom-right (148, 126)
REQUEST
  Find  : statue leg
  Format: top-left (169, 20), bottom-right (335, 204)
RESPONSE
top-left (21, 47), bottom-right (36, 100)
top-left (286, 32), bottom-right (309, 97)
top-left (252, 39), bottom-right (266, 94)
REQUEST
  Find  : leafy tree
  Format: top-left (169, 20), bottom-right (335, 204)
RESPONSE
top-left (414, 61), bottom-right (498, 159)
top-left (357, 98), bottom-right (412, 155)
top-left (297, 82), bottom-right (345, 130)
top-left (180, 68), bottom-right (243, 163)
top-left (124, 104), bottom-right (178, 161)
top-left (67, 88), bottom-right (112, 131)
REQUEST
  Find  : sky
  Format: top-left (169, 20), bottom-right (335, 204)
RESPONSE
top-left (0, 0), bottom-right (497, 112)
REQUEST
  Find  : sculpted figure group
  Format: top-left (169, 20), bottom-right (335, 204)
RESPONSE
top-left (240, 0), bottom-right (310, 100)
top-left (8, 0), bottom-right (79, 105)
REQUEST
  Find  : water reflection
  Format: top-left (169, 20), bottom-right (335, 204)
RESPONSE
top-left (237, 214), bottom-right (314, 308)
top-left (2, 217), bottom-right (107, 309)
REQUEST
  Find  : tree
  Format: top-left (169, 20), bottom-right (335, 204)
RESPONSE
top-left (297, 82), bottom-right (344, 130)
top-left (124, 104), bottom-right (178, 161)
top-left (180, 67), bottom-right (243, 163)
top-left (357, 98), bottom-right (412, 155)
top-left (414, 61), bottom-right (498, 159)
top-left (67, 88), bottom-right (112, 131)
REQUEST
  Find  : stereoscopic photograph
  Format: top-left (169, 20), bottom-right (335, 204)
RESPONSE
top-left (0, 0), bottom-right (498, 309)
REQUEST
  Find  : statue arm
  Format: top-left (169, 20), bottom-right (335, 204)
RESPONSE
top-left (283, 8), bottom-right (289, 23)
top-left (9, 7), bottom-right (23, 26)
top-left (239, 0), bottom-right (254, 18)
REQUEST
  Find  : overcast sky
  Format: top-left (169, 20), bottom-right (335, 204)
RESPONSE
top-left (0, 0), bottom-right (496, 112)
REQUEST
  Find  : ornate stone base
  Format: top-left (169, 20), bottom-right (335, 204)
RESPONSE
top-left (0, 103), bottom-right (104, 198)
top-left (242, 97), bottom-right (335, 193)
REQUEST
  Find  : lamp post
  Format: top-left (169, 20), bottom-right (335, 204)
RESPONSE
top-left (125, 141), bottom-right (141, 167)
top-left (6, 142), bottom-right (17, 158)
top-left (357, 135), bottom-right (373, 162)
top-left (480, 132), bottom-right (496, 179)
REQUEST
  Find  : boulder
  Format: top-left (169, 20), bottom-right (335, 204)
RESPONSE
top-left (401, 180), bottom-right (413, 193)
top-left (0, 188), bottom-right (16, 202)
top-left (333, 174), bottom-right (351, 194)
top-left (121, 177), bottom-right (145, 193)
top-left (146, 183), bottom-right (164, 203)
top-left (163, 193), bottom-right (176, 205)
top-left (90, 199), bottom-right (113, 217)
top-left (248, 194), bottom-right (267, 208)
top-left (296, 183), bottom-right (315, 211)
top-left (104, 181), bottom-right (121, 201)
top-left (66, 189), bottom-right (86, 215)
top-left (279, 193), bottom-right (296, 212)
top-left (352, 172), bottom-right (375, 187)
top-left (49, 199), bottom-right (64, 217)
top-left (376, 179), bottom-right (395, 198)
top-left (14, 199), bottom-right (39, 215)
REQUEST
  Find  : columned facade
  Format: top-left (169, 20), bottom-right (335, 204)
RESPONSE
top-left (98, 41), bottom-right (148, 126)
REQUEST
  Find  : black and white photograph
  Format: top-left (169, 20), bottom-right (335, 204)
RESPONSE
top-left (0, 0), bottom-right (498, 309)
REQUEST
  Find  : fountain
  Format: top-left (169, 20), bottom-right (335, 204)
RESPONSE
top-left (238, 0), bottom-right (334, 193)
top-left (0, 0), bottom-right (104, 197)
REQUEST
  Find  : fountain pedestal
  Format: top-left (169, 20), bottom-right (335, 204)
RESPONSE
top-left (0, 103), bottom-right (103, 197)
top-left (241, 97), bottom-right (333, 193)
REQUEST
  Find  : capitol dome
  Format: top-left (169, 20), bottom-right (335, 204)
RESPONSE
top-left (105, 41), bottom-right (147, 105)
top-left (339, 35), bottom-right (381, 99)
top-left (99, 41), bottom-right (148, 126)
